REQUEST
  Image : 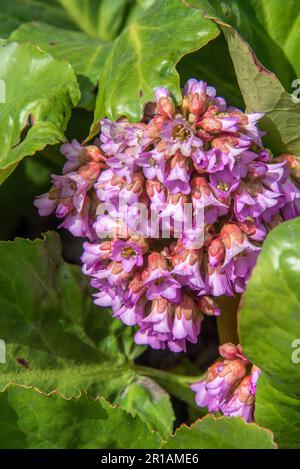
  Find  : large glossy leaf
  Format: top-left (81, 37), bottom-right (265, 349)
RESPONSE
top-left (183, 1), bottom-right (300, 156)
top-left (0, 385), bottom-right (161, 449)
top-left (9, 21), bottom-right (106, 110)
top-left (0, 0), bottom-right (77, 37)
top-left (163, 415), bottom-right (276, 449)
top-left (0, 232), bottom-right (180, 436)
top-left (208, 0), bottom-right (300, 90)
top-left (93, 0), bottom-right (220, 123)
top-left (222, 27), bottom-right (300, 157)
top-left (10, 22), bottom-right (105, 85)
top-left (239, 218), bottom-right (300, 448)
top-left (0, 42), bottom-right (80, 183)
top-left (58, 0), bottom-right (145, 41)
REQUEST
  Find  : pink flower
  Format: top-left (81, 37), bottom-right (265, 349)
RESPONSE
top-left (191, 343), bottom-right (261, 422)
top-left (35, 78), bottom-right (300, 352)
top-left (110, 239), bottom-right (144, 272)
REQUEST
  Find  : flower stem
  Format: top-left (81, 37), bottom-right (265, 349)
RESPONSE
top-left (217, 295), bottom-right (240, 345)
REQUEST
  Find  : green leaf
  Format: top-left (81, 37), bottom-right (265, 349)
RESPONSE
top-left (10, 22), bottom-right (105, 85)
top-left (183, 1), bottom-right (300, 156)
top-left (58, 0), bottom-right (144, 41)
top-left (0, 385), bottom-right (161, 449)
top-left (9, 21), bottom-right (106, 110)
top-left (222, 27), bottom-right (300, 156)
top-left (135, 364), bottom-right (200, 410)
top-left (93, 0), bottom-right (220, 122)
top-left (163, 415), bottom-right (276, 449)
top-left (239, 218), bottom-right (300, 448)
top-left (0, 231), bottom-right (179, 436)
top-left (0, 42), bottom-right (80, 183)
top-left (119, 377), bottom-right (175, 439)
top-left (0, 0), bottom-right (77, 38)
top-left (0, 232), bottom-right (140, 397)
top-left (208, 0), bottom-right (300, 90)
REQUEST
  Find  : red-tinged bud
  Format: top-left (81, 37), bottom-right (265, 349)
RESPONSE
top-left (84, 145), bottom-right (106, 163)
top-left (79, 161), bottom-right (102, 183)
top-left (219, 343), bottom-right (239, 360)
top-left (167, 192), bottom-right (189, 207)
top-left (191, 176), bottom-right (211, 198)
top-left (220, 223), bottom-right (244, 249)
top-left (217, 358), bottom-right (247, 385)
top-left (126, 172), bottom-right (145, 195)
top-left (157, 97), bottom-right (175, 119)
top-left (212, 135), bottom-right (240, 154)
top-left (208, 237), bottom-right (225, 267)
top-left (128, 270), bottom-right (146, 296)
top-left (197, 296), bottom-right (221, 316)
top-left (129, 236), bottom-right (149, 254)
top-left (111, 174), bottom-right (126, 190)
top-left (98, 240), bottom-right (114, 259)
top-left (204, 359), bottom-right (246, 393)
top-left (196, 128), bottom-right (212, 143)
top-left (219, 343), bottom-right (250, 364)
top-left (155, 87), bottom-right (175, 119)
top-left (171, 242), bottom-right (201, 268)
top-left (146, 178), bottom-right (162, 197)
top-left (151, 296), bottom-right (172, 315)
top-left (190, 93), bottom-right (207, 120)
top-left (120, 173), bottom-right (145, 204)
top-left (229, 110), bottom-right (248, 126)
top-left (176, 296), bottom-right (202, 325)
top-left (237, 375), bottom-right (253, 402)
top-left (147, 251), bottom-right (168, 272)
top-left (145, 115), bottom-right (164, 139)
top-left (109, 261), bottom-right (132, 283)
top-left (238, 220), bottom-right (257, 237)
top-left (182, 80), bottom-right (208, 121)
top-left (220, 374), bottom-right (255, 422)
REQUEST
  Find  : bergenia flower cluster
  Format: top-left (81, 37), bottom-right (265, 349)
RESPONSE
top-left (191, 343), bottom-right (261, 422)
top-left (35, 79), bottom-right (300, 354)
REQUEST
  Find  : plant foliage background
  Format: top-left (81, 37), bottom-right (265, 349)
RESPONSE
top-left (0, 0), bottom-right (299, 449)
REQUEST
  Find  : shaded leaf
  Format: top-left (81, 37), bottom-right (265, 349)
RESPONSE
top-left (163, 415), bottom-right (276, 449)
top-left (183, 1), bottom-right (300, 156)
top-left (0, 42), bottom-right (80, 183)
top-left (0, 0), bottom-right (77, 37)
top-left (222, 27), bottom-right (300, 156)
top-left (0, 232), bottom-right (139, 399)
top-left (177, 33), bottom-right (244, 109)
top-left (239, 218), bottom-right (300, 448)
top-left (119, 377), bottom-right (175, 439)
top-left (0, 232), bottom-right (184, 434)
top-left (0, 385), bottom-right (161, 449)
top-left (93, 0), bottom-right (219, 122)
top-left (135, 364), bottom-right (200, 410)
top-left (58, 0), bottom-right (145, 41)
top-left (209, 0), bottom-right (300, 90)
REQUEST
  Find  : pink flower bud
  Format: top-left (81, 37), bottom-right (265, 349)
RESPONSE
top-left (197, 296), bottom-right (221, 316)
top-left (208, 238), bottom-right (225, 267)
top-left (155, 87), bottom-right (175, 119)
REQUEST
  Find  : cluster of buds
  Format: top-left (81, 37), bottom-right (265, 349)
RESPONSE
top-left (35, 79), bottom-right (300, 352)
top-left (191, 343), bottom-right (261, 422)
